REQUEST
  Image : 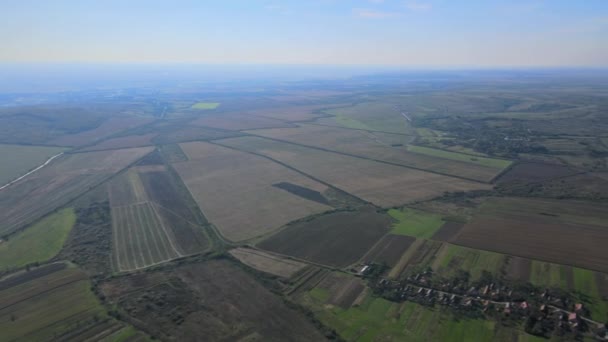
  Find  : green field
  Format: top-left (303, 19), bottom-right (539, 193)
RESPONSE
top-left (307, 292), bottom-right (539, 342)
top-left (191, 102), bottom-right (220, 110)
top-left (0, 208), bottom-right (76, 270)
top-left (0, 267), bottom-right (108, 341)
top-left (432, 244), bottom-right (506, 280)
top-left (0, 144), bottom-right (65, 185)
top-left (388, 208), bottom-right (444, 238)
top-left (407, 145), bottom-right (511, 169)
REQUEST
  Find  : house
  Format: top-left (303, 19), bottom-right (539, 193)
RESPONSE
top-left (520, 301), bottom-right (529, 310)
top-left (574, 303), bottom-right (583, 312)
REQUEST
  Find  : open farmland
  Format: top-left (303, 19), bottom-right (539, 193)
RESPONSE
top-left (258, 209), bottom-right (392, 267)
top-left (360, 234), bottom-right (416, 267)
top-left (229, 247), bottom-right (308, 278)
top-left (191, 113), bottom-right (294, 130)
top-left (318, 101), bottom-right (415, 134)
top-left (218, 136), bottom-right (490, 207)
top-left (49, 117), bottom-right (153, 147)
top-left (247, 124), bottom-right (506, 181)
top-left (108, 167), bottom-right (206, 272)
top-left (0, 264), bottom-right (124, 342)
top-left (101, 260), bottom-right (326, 341)
top-left (453, 197), bottom-right (608, 273)
top-left (0, 144), bottom-right (66, 185)
top-left (388, 207), bottom-right (445, 238)
top-left (111, 202), bottom-right (182, 272)
top-left (0, 208), bottom-right (75, 270)
top-left (79, 133), bottom-right (157, 151)
top-left (243, 104), bottom-right (341, 121)
top-left (0, 147), bottom-right (153, 236)
top-left (174, 141), bottom-right (332, 241)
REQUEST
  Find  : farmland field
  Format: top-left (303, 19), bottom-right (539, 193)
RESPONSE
top-left (0, 208), bottom-right (75, 270)
top-left (0, 144), bottom-right (66, 186)
top-left (0, 264), bottom-right (120, 342)
top-left (407, 145), bottom-right (512, 169)
top-left (174, 141), bottom-right (332, 241)
top-left (360, 234), bottom-right (416, 267)
top-left (319, 101), bottom-right (415, 134)
top-left (258, 209), bottom-right (391, 267)
top-left (453, 197), bottom-right (608, 273)
top-left (49, 117), bottom-right (153, 147)
top-left (101, 260), bottom-right (326, 341)
top-left (0, 147), bottom-right (153, 236)
top-left (246, 124), bottom-right (503, 181)
top-left (218, 136), bottom-right (491, 207)
top-left (229, 247), bottom-right (307, 278)
top-left (388, 207), bottom-right (445, 238)
top-left (191, 113), bottom-right (293, 130)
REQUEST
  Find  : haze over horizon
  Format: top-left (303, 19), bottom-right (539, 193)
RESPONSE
top-left (2, 0), bottom-right (608, 67)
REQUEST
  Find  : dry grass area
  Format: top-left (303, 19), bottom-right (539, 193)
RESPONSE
top-left (49, 117), bottom-right (153, 146)
top-left (191, 113), bottom-right (294, 131)
top-left (247, 124), bottom-right (500, 181)
top-left (218, 136), bottom-right (490, 207)
top-left (454, 197), bottom-right (608, 273)
top-left (174, 141), bottom-right (332, 241)
top-left (229, 247), bottom-right (308, 278)
top-left (0, 147), bottom-right (153, 235)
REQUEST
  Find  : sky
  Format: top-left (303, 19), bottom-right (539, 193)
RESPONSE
top-left (1, 0), bottom-right (607, 67)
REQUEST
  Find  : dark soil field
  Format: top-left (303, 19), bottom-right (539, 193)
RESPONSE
top-left (496, 162), bottom-right (578, 183)
top-left (315, 272), bottom-right (366, 309)
top-left (101, 259), bottom-right (326, 342)
top-left (454, 197), bottom-right (608, 273)
top-left (431, 221), bottom-right (465, 242)
top-left (361, 234), bottom-right (416, 267)
top-left (258, 209), bottom-right (392, 267)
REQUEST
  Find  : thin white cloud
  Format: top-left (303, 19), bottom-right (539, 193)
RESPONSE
top-left (405, 1), bottom-right (432, 11)
top-left (353, 8), bottom-right (399, 19)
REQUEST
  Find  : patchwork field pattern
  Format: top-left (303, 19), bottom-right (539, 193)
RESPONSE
top-left (0, 264), bottom-right (121, 342)
top-left (247, 124), bottom-right (505, 181)
top-left (108, 166), bottom-right (207, 272)
top-left (174, 141), bottom-right (332, 241)
top-left (0, 147), bottom-right (153, 235)
top-left (453, 197), bottom-right (608, 273)
top-left (218, 136), bottom-right (490, 207)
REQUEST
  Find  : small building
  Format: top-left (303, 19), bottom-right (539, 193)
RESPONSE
top-left (574, 303), bottom-right (583, 312)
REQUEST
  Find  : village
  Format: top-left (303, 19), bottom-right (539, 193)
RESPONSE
top-left (352, 263), bottom-right (608, 341)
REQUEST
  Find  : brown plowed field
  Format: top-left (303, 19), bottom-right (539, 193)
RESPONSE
top-left (174, 141), bottom-right (331, 242)
top-left (258, 209), bottom-right (392, 267)
top-left (431, 221), bottom-right (465, 242)
top-left (453, 197), bottom-right (608, 273)
top-left (361, 234), bottom-right (416, 267)
top-left (218, 136), bottom-right (490, 207)
top-left (505, 256), bottom-right (532, 282)
top-left (315, 272), bottom-right (366, 309)
top-left (246, 124), bottom-right (502, 181)
top-left (80, 133), bottom-right (157, 151)
top-left (497, 162), bottom-right (577, 183)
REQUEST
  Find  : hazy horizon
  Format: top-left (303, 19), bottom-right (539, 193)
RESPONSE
top-left (2, 0), bottom-right (607, 67)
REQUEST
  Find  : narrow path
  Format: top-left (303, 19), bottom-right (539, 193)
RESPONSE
top-left (0, 152), bottom-right (63, 191)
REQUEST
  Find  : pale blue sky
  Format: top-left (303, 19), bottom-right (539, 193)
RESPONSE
top-left (1, 0), bottom-right (607, 66)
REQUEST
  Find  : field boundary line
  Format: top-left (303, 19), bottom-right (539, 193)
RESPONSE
top-left (143, 203), bottom-right (173, 264)
top-left (150, 203), bottom-right (184, 258)
top-left (230, 133), bottom-right (490, 184)
top-left (110, 205), bottom-right (124, 273)
top-left (127, 205), bottom-right (147, 269)
top-left (123, 206), bottom-right (142, 270)
top-left (135, 203), bottom-right (157, 266)
top-left (0, 277), bottom-right (87, 312)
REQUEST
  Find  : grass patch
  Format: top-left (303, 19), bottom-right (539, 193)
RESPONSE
top-left (408, 145), bottom-right (511, 169)
top-left (0, 208), bottom-right (76, 270)
top-left (388, 208), bottom-right (444, 238)
top-left (434, 244), bottom-right (506, 281)
top-left (191, 102), bottom-right (220, 110)
top-left (0, 144), bottom-right (66, 185)
top-left (334, 115), bottom-right (371, 130)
